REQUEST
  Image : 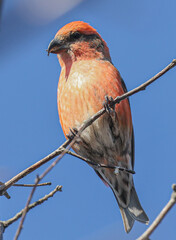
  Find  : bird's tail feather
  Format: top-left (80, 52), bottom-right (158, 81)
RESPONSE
top-left (119, 207), bottom-right (135, 233)
top-left (118, 186), bottom-right (149, 233)
top-left (94, 169), bottom-right (149, 233)
top-left (127, 186), bottom-right (149, 224)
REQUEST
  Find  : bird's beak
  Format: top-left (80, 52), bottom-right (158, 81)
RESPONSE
top-left (47, 38), bottom-right (66, 56)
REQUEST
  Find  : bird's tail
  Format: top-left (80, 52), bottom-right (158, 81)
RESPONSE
top-left (94, 167), bottom-right (149, 233)
top-left (118, 186), bottom-right (149, 233)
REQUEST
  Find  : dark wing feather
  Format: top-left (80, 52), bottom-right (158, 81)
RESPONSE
top-left (120, 77), bottom-right (135, 169)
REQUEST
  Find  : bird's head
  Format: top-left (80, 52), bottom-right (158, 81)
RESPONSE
top-left (47, 21), bottom-right (111, 63)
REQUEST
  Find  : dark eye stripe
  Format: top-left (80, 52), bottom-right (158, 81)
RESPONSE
top-left (70, 31), bottom-right (82, 40)
top-left (69, 32), bottom-right (101, 43)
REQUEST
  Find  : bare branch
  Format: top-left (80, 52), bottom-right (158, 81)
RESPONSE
top-left (0, 141), bottom-right (68, 196)
top-left (0, 182), bottom-right (11, 199)
top-left (137, 184), bottom-right (176, 240)
top-left (14, 176), bottom-right (40, 240)
top-left (12, 182), bottom-right (51, 187)
top-left (0, 59), bottom-right (175, 197)
top-left (113, 59), bottom-right (176, 105)
top-left (1, 185), bottom-right (62, 229)
top-left (0, 185), bottom-right (61, 240)
top-left (0, 181), bottom-right (51, 201)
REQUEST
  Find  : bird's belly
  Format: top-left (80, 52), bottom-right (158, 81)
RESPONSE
top-left (71, 113), bottom-right (130, 166)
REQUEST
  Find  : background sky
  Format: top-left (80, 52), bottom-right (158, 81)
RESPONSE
top-left (0, 0), bottom-right (176, 239)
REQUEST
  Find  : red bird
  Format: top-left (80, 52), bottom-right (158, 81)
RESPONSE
top-left (48, 21), bottom-right (149, 232)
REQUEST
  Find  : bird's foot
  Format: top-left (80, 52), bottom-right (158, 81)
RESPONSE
top-left (103, 95), bottom-right (115, 117)
top-left (66, 127), bottom-right (78, 141)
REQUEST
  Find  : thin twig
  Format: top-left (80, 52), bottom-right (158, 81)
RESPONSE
top-left (113, 59), bottom-right (176, 105)
top-left (0, 182), bottom-right (11, 199)
top-left (0, 181), bottom-right (51, 188)
top-left (1, 185), bottom-right (62, 229)
top-left (12, 141), bottom-right (80, 238)
top-left (64, 148), bottom-right (135, 174)
top-left (0, 181), bottom-right (51, 200)
top-left (12, 182), bottom-right (51, 187)
top-left (14, 176), bottom-right (40, 240)
top-left (0, 59), bottom-right (175, 197)
top-left (0, 141), bottom-right (69, 196)
top-left (137, 184), bottom-right (176, 240)
top-left (2, 191), bottom-right (10, 199)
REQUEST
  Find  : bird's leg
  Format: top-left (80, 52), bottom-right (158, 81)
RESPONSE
top-left (103, 95), bottom-right (116, 118)
top-left (66, 127), bottom-right (78, 141)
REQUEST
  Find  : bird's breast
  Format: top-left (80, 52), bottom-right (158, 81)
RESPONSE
top-left (57, 60), bottom-right (132, 161)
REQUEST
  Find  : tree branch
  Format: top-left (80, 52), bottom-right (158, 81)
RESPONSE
top-left (14, 176), bottom-right (40, 240)
top-left (0, 181), bottom-right (51, 201)
top-left (0, 185), bottom-right (61, 240)
top-left (0, 59), bottom-right (175, 197)
top-left (0, 141), bottom-right (68, 197)
top-left (12, 182), bottom-right (51, 187)
top-left (137, 184), bottom-right (176, 240)
top-left (2, 185), bottom-right (62, 229)
top-left (0, 181), bottom-right (51, 189)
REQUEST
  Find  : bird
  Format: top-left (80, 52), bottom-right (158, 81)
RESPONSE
top-left (47, 21), bottom-right (149, 233)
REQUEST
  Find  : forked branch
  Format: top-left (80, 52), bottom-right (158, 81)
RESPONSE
top-left (0, 185), bottom-right (62, 240)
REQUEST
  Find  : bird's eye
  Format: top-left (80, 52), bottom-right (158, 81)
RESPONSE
top-left (70, 32), bottom-right (82, 40)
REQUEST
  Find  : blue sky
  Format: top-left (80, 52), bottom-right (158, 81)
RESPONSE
top-left (0, 0), bottom-right (176, 239)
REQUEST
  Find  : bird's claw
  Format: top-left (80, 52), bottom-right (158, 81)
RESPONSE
top-left (66, 127), bottom-right (78, 140)
top-left (103, 95), bottom-right (115, 116)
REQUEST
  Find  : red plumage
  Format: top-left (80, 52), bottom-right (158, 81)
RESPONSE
top-left (48, 21), bottom-right (149, 233)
